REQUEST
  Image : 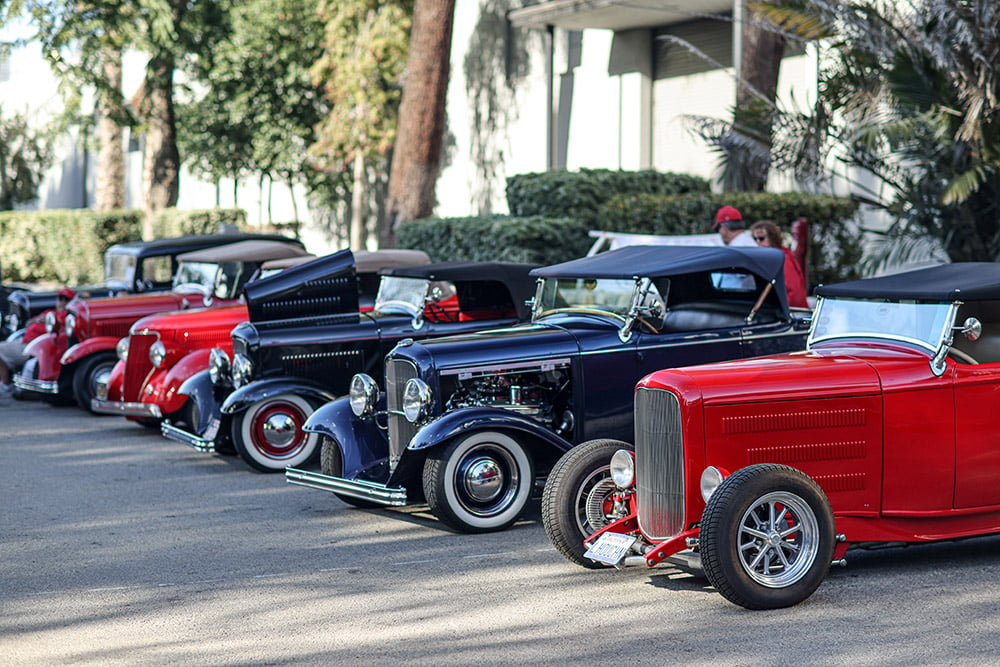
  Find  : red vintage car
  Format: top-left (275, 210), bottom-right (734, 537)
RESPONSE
top-left (542, 263), bottom-right (1000, 609)
top-left (92, 250), bottom-right (430, 425)
top-left (13, 239), bottom-right (308, 411)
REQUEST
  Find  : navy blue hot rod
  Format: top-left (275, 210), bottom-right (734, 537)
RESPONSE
top-left (286, 245), bottom-right (811, 533)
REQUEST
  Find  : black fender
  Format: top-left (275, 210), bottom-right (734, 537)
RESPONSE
top-left (221, 377), bottom-right (340, 416)
top-left (177, 369), bottom-right (224, 437)
top-left (303, 395), bottom-right (391, 483)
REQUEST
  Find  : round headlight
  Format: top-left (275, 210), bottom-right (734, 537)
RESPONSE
top-left (700, 466), bottom-right (725, 502)
top-left (44, 311), bottom-right (57, 333)
top-left (149, 341), bottom-right (167, 368)
top-left (231, 353), bottom-right (253, 388)
top-left (116, 337), bottom-right (130, 362)
top-left (6, 312), bottom-right (20, 331)
top-left (402, 378), bottom-right (432, 423)
top-left (610, 449), bottom-right (635, 488)
top-left (64, 313), bottom-right (77, 338)
top-left (349, 373), bottom-right (378, 417)
top-left (209, 348), bottom-right (231, 385)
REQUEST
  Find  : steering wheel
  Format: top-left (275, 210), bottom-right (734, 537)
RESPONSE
top-left (949, 347), bottom-right (979, 365)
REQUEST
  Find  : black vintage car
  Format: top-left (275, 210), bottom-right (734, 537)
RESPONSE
top-left (286, 245), bottom-right (811, 533)
top-left (2, 232), bottom-right (301, 338)
top-left (162, 252), bottom-right (538, 473)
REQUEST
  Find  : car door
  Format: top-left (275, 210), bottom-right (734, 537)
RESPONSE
top-left (952, 361), bottom-right (1000, 508)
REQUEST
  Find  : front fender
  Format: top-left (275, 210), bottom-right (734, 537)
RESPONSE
top-left (62, 336), bottom-right (118, 366)
top-left (303, 396), bottom-right (390, 483)
top-left (177, 370), bottom-right (225, 437)
top-left (24, 332), bottom-right (68, 380)
top-left (154, 349), bottom-right (213, 415)
top-left (105, 360), bottom-right (125, 402)
top-left (407, 407), bottom-right (574, 454)
top-left (221, 377), bottom-right (341, 415)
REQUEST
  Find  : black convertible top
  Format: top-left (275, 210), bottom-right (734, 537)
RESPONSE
top-left (816, 263), bottom-right (1000, 301)
top-left (530, 245), bottom-right (786, 282)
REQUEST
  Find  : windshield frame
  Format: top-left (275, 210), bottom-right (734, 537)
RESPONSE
top-left (374, 276), bottom-right (431, 320)
top-left (531, 276), bottom-right (645, 323)
top-left (808, 297), bottom-right (958, 353)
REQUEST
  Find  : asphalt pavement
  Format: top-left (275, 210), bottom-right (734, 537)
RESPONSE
top-left (3, 395), bottom-right (1000, 666)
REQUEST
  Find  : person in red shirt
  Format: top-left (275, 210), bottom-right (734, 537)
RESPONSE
top-left (749, 221), bottom-right (809, 308)
top-left (0, 287), bottom-right (74, 394)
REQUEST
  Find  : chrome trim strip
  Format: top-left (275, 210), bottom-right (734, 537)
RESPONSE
top-left (12, 375), bottom-right (58, 393)
top-left (90, 398), bottom-right (163, 418)
top-left (284, 467), bottom-right (408, 506)
top-left (161, 421), bottom-right (215, 453)
top-left (440, 357), bottom-right (572, 377)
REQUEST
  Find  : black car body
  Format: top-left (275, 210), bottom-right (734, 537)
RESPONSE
top-left (2, 232), bottom-right (300, 338)
top-left (287, 245), bottom-right (811, 533)
top-left (162, 253), bottom-right (539, 472)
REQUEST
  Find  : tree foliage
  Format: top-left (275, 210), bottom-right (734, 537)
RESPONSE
top-left (0, 106), bottom-right (54, 210)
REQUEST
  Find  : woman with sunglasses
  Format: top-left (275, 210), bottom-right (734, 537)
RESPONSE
top-left (750, 220), bottom-right (808, 308)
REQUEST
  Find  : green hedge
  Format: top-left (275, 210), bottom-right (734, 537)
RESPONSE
top-left (506, 169), bottom-right (710, 222)
top-left (596, 191), bottom-right (861, 288)
top-left (397, 215), bottom-right (591, 265)
top-left (0, 208), bottom-right (247, 284)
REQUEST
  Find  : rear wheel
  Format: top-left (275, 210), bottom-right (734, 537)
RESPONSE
top-left (232, 394), bottom-right (320, 472)
top-left (700, 464), bottom-right (836, 610)
top-left (541, 439), bottom-right (633, 568)
top-left (423, 431), bottom-right (534, 533)
top-left (73, 353), bottom-right (117, 413)
top-left (319, 437), bottom-right (382, 509)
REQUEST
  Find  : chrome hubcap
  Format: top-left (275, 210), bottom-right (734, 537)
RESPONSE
top-left (262, 413), bottom-right (297, 447)
top-left (462, 456), bottom-right (504, 502)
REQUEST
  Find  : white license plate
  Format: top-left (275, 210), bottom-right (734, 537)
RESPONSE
top-left (203, 418), bottom-right (220, 441)
top-left (584, 532), bottom-right (637, 567)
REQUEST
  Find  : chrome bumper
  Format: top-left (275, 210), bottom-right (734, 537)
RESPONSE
top-left (161, 420), bottom-right (215, 453)
top-left (284, 467), bottom-right (408, 506)
top-left (13, 374), bottom-right (58, 394)
top-left (90, 398), bottom-right (163, 418)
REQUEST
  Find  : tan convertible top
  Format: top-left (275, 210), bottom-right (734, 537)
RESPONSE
top-left (354, 249), bottom-right (430, 273)
top-left (177, 240), bottom-right (311, 264)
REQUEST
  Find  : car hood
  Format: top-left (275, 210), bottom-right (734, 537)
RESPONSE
top-left (639, 343), bottom-right (938, 405)
top-left (392, 321), bottom-right (588, 371)
top-left (130, 303), bottom-right (249, 343)
top-left (73, 292), bottom-right (195, 322)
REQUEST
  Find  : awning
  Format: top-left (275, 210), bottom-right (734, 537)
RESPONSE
top-left (509, 0), bottom-right (735, 31)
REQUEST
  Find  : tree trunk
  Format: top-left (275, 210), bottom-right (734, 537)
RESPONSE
top-left (140, 55), bottom-right (180, 239)
top-left (351, 153), bottom-right (368, 250)
top-left (95, 46), bottom-right (126, 211)
top-left (731, 6), bottom-right (786, 192)
top-left (383, 0), bottom-right (455, 248)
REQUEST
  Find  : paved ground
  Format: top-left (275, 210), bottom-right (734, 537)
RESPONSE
top-left (3, 396), bottom-right (1000, 666)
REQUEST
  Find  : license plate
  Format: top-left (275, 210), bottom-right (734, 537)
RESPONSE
top-left (203, 418), bottom-right (220, 441)
top-left (584, 532), bottom-right (637, 567)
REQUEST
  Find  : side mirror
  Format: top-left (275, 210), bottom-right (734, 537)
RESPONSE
top-left (959, 317), bottom-right (982, 341)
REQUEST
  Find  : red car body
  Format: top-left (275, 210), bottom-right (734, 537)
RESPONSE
top-left (14, 239), bottom-right (308, 410)
top-left (543, 262), bottom-right (1000, 609)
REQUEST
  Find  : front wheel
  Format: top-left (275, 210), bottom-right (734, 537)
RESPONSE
top-left (232, 394), bottom-right (321, 472)
top-left (73, 352), bottom-right (117, 413)
top-left (423, 431), bottom-right (534, 533)
top-left (541, 439), bottom-right (634, 568)
top-left (700, 464), bottom-right (836, 610)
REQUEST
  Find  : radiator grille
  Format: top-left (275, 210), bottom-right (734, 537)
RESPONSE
top-left (386, 358), bottom-right (419, 470)
top-left (280, 348), bottom-right (363, 389)
top-left (123, 334), bottom-right (156, 401)
top-left (635, 387), bottom-right (687, 540)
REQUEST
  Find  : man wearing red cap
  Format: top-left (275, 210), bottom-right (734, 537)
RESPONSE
top-left (0, 287), bottom-right (74, 396)
top-left (712, 206), bottom-right (755, 247)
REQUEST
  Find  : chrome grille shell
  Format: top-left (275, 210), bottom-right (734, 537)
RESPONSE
top-left (386, 358), bottom-right (420, 471)
top-left (635, 386), bottom-right (687, 540)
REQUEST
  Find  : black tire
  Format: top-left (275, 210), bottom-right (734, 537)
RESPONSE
top-left (700, 464), bottom-right (836, 610)
top-left (541, 439), bottom-right (634, 568)
top-left (423, 431), bottom-right (534, 533)
top-left (319, 436), bottom-right (382, 509)
top-left (73, 353), bottom-right (117, 413)
top-left (231, 394), bottom-right (321, 473)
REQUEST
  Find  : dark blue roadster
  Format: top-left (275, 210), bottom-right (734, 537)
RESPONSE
top-left (286, 245), bottom-right (811, 533)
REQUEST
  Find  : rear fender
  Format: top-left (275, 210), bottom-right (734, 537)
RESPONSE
top-left (221, 378), bottom-right (340, 416)
top-left (303, 396), bottom-right (390, 483)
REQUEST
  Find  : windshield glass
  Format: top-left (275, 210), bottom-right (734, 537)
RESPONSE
top-left (105, 252), bottom-right (137, 285)
top-left (174, 261), bottom-right (243, 299)
top-left (533, 277), bottom-right (638, 320)
top-left (375, 276), bottom-right (430, 317)
top-left (809, 298), bottom-right (954, 351)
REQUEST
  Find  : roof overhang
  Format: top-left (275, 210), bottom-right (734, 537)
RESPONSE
top-left (509, 0), bottom-right (736, 31)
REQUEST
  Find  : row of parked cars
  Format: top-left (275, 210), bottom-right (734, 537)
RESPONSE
top-left (8, 231), bottom-right (1000, 610)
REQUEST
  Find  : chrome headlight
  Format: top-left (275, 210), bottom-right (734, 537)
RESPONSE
top-left (349, 373), bottom-right (378, 418)
top-left (5, 312), bottom-right (20, 331)
top-left (116, 337), bottom-right (130, 362)
top-left (402, 378), bottom-right (432, 423)
top-left (44, 311), bottom-right (57, 333)
top-left (64, 313), bottom-right (77, 338)
top-left (700, 466), bottom-right (725, 502)
top-left (149, 341), bottom-right (167, 368)
top-left (208, 348), bottom-right (231, 385)
top-left (610, 449), bottom-right (635, 488)
top-left (231, 353), bottom-right (253, 389)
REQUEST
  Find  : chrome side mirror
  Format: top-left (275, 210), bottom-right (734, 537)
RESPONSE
top-left (959, 317), bottom-right (982, 341)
